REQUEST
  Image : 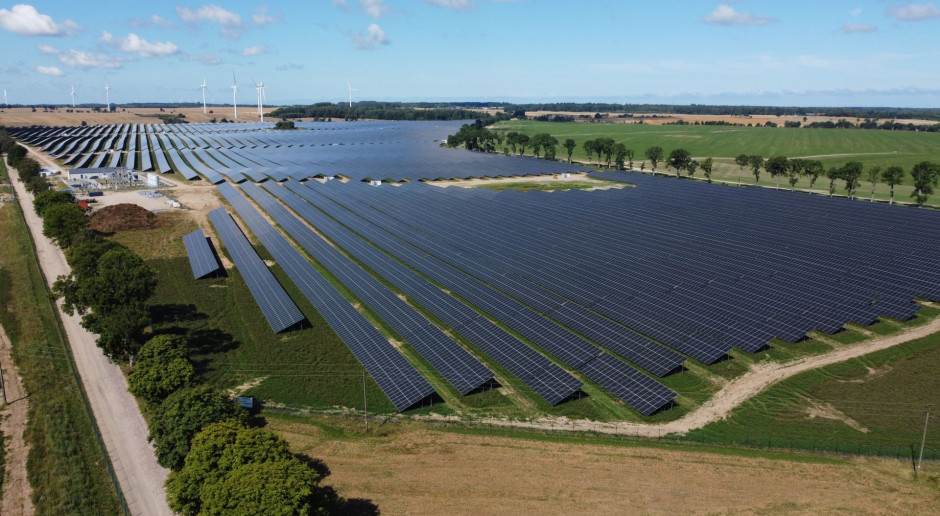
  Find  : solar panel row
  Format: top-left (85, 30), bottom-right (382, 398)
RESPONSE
top-left (214, 183), bottom-right (435, 411)
top-left (207, 207), bottom-right (304, 333)
top-left (182, 229), bottom-right (221, 279)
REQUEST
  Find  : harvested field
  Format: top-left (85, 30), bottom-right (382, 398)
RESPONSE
top-left (88, 203), bottom-right (159, 232)
top-left (271, 417), bottom-right (940, 516)
top-left (0, 106), bottom-right (276, 127)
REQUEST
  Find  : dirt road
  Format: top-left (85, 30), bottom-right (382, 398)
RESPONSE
top-left (449, 316), bottom-right (940, 437)
top-left (7, 161), bottom-right (171, 515)
top-left (0, 324), bottom-right (34, 516)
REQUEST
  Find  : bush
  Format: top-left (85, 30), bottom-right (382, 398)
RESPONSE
top-left (33, 190), bottom-right (73, 217)
top-left (42, 202), bottom-right (87, 248)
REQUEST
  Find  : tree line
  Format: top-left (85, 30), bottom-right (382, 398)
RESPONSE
top-left (25, 184), bottom-right (356, 514)
top-left (269, 103), bottom-right (509, 124)
top-left (443, 121), bottom-right (940, 206)
top-left (1, 130), bottom-right (50, 195)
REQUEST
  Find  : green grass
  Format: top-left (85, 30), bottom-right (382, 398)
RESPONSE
top-left (495, 121), bottom-right (940, 202)
top-left (682, 327), bottom-right (940, 458)
top-left (0, 166), bottom-right (122, 514)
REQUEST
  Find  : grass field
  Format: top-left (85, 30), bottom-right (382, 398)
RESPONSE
top-left (0, 162), bottom-right (121, 514)
top-left (683, 321), bottom-right (940, 457)
top-left (494, 121), bottom-right (940, 202)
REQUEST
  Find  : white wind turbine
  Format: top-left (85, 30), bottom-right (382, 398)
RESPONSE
top-left (253, 78), bottom-right (265, 122)
top-left (70, 84), bottom-right (76, 107)
top-left (346, 80), bottom-right (358, 108)
top-left (200, 75), bottom-right (208, 114)
top-left (231, 71), bottom-right (238, 119)
top-left (2, 88), bottom-right (7, 107)
top-left (104, 78), bottom-right (112, 112)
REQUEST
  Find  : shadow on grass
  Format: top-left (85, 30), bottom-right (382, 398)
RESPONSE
top-left (301, 455), bottom-right (379, 516)
top-left (150, 303), bottom-right (208, 324)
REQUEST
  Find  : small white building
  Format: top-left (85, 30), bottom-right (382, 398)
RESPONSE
top-left (39, 167), bottom-right (59, 177)
top-left (369, 180), bottom-right (382, 186)
top-left (146, 173), bottom-right (160, 187)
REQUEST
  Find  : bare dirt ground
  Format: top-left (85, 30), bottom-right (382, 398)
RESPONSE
top-left (0, 324), bottom-right (34, 516)
top-left (0, 106), bottom-right (277, 127)
top-left (273, 420), bottom-right (940, 515)
top-left (7, 161), bottom-right (172, 516)
top-left (432, 172), bottom-right (626, 190)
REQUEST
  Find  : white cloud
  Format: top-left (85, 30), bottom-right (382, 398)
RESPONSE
top-left (703, 4), bottom-right (772, 26)
top-left (177, 4), bottom-right (242, 37)
top-left (276, 62), bottom-right (303, 71)
top-left (850, 8), bottom-right (862, 18)
top-left (35, 65), bottom-right (64, 76)
top-left (37, 43), bottom-right (58, 54)
top-left (360, 0), bottom-right (390, 18)
top-left (423, 0), bottom-right (517, 11)
top-left (58, 49), bottom-right (123, 69)
top-left (181, 53), bottom-right (222, 65)
top-left (840, 22), bottom-right (877, 33)
top-left (100, 31), bottom-right (179, 58)
top-left (886, 2), bottom-right (940, 21)
top-left (252, 6), bottom-right (280, 25)
top-left (240, 44), bottom-right (268, 56)
top-left (130, 14), bottom-right (177, 28)
top-left (353, 23), bottom-right (390, 50)
top-left (0, 4), bottom-right (80, 36)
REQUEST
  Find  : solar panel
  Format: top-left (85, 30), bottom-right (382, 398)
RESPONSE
top-left (182, 229), bottom-right (221, 279)
top-left (207, 207), bottom-right (304, 333)
top-left (214, 183), bottom-right (435, 410)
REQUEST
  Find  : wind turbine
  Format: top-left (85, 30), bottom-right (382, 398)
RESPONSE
top-left (104, 78), bottom-right (112, 112)
top-left (231, 71), bottom-right (238, 119)
top-left (200, 75), bottom-right (208, 114)
top-left (2, 88), bottom-right (7, 108)
top-left (346, 80), bottom-right (358, 108)
top-left (70, 84), bottom-right (76, 107)
top-left (253, 78), bottom-right (266, 122)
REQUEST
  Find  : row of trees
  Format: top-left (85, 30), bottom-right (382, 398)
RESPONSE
top-left (1, 129), bottom-right (50, 195)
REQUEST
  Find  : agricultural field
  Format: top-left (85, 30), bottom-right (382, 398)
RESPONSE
top-left (0, 106), bottom-right (275, 127)
top-left (494, 120), bottom-right (940, 202)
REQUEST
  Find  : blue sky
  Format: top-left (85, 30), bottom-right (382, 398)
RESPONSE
top-left (1, 1), bottom-right (939, 107)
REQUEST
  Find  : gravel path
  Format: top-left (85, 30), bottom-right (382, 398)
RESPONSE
top-left (8, 156), bottom-right (171, 516)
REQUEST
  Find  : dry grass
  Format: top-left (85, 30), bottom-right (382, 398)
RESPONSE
top-left (0, 106), bottom-right (277, 127)
top-left (271, 416), bottom-right (940, 515)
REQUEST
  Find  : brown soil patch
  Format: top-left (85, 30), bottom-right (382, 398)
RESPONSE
top-left (88, 203), bottom-right (158, 232)
top-left (0, 323), bottom-right (35, 516)
top-left (804, 400), bottom-right (869, 434)
top-left (271, 420), bottom-right (939, 515)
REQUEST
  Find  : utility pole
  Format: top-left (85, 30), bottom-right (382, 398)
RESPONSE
top-left (916, 405), bottom-right (931, 478)
top-left (362, 371), bottom-right (368, 433)
top-left (0, 363), bottom-right (6, 405)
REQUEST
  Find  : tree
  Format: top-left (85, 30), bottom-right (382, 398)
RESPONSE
top-left (882, 166), bottom-right (905, 205)
top-left (42, 203), bottom-right (87, 248)
top-left (866, 165), bottom-right (882, 201)
top-left (563, 138), bottom-right (576, 163)
top-left (596, 138), bottom-right (615, 167)
top-left (33, 190), bottom-right (74, 217)
top-left (764, 156), bottom-right (788, 189)
top-left (128, 335), bottom-right (194, 406)
top-left (734, 154), bottom-right (749, 185)
top-left (645, 146), bottom-right (663, 172)
top-left (826, 166), bottom-right (841, 197)
top-left (841, 161), bottom-right (863, 199)
top-left (685, 159), bottom-right (699, 177)
top-left (786, 158), bottom-right (804, 190)
top-left (516, 133), bottom-right (530, 155)
top-left (25, 174), bottom-right (51, 194)
top-left (700, 157), bottom-right (714, 183)
top-left (612, 143), bottom-right (627, 170)
top-left (804, 160), bottom-right (824, 189)
top-left (200, 459), bottom-right (322, 515)
top-left (910, 161), bottom-right (940, 205)
top-left (506, 132), bottom-right (519, 155)
top-left (531, 133), bottom-right (557, 160)
top-left (148, 386), bottom-right (247, 471)
top-left (625, 148), bottom-right (635, 170)
top-left (748, 155), bottom-right (764, 184)
top-left (166, 420), bottom-right (312, 515)
top-left (583, 140), bottom-right (596, 164)
top-left (53, 245), bottom-right (157, 360)
top-left (667, 149), bottom-right (691, 177)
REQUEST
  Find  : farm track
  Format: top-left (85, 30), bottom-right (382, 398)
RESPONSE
top-left (7, 160), bottom-right (172, 516)
top-left (448, 315), bottom-right (940, 437)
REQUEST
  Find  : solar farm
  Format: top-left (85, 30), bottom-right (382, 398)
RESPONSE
top-left (9, 120), bottom-right (940, 418)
